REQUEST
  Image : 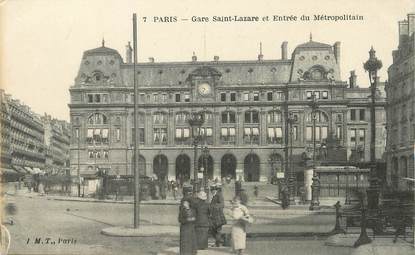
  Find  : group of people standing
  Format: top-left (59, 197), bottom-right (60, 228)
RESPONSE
top-left (179, 183), bottom-right (252, 255)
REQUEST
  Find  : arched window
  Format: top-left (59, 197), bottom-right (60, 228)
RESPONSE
top-left (306, 110), bottom-right (329, 123)
top-left (221, 111), bottom-right (236, 124)
top-left (175, 112), bottom-right (189, 124)
top-left (244, 110), bottom-right (259, 124)
top-left (305, 110), bottom-right (329, 142)
top-left (86, 113), bottom-right (109, 145)
top-left (153, 112), bottom-right (168, 124)
top-left (267, 111), bottom-right (282, 123)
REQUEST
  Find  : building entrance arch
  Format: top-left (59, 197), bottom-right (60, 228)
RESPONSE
top-left (198, 155), bottom-right (214, 180)
top-left (176, 154), bottom-right (191, 183)
top-left (221, 154), bottom-right (237, 179)
top-left (244, 154), bottom-right (260, 182)
top-left (153, 155), bottom-right (168, 180)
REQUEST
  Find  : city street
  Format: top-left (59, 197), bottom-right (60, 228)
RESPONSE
top-left (4, 193), bottom-right (354, 255)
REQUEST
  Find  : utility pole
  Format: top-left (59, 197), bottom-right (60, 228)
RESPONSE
top-left (133, 13), bottom-right (140, 229)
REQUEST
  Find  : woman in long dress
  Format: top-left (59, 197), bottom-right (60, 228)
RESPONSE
top-left (231, 196), bottom-right (250, 255)
top-left (178, 195), bottom-right (197, 255)
top-left (193, 191), bottom-right (210, 250)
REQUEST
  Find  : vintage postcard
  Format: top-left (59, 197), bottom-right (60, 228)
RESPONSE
top-left (0, 0), bottom-right (414, 254)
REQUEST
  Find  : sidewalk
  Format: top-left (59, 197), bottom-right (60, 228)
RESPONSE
top-left (325, 233), bottom-right (414, 255)
top-left (11, 190), bottom-right (335, 213)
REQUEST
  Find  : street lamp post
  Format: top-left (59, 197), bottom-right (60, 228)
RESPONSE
top-left (287, 112), bottom-right (296, 203)
top-left (309, 94), bottom-right (320, 210)
top-left (363, 47), bottom-right (382, 211)
top-left (188, 112), bottom-right (204, 192)
top-left (202, 146), bottom-right (209, 199)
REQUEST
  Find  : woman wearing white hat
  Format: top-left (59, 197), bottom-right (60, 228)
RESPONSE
top-left (231, 196), bottom-right (253, 255)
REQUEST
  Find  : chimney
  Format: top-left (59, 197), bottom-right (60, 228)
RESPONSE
top-left (281, 41), bottom-right (288, 60)
top-left (148, 57), bottom-right (155, 63)
top-left (392, 50), bottom-right (399, 62)
top-left (333, 41), bottom-right (341, 64)
top-left (349, 70), bottom-right (357, 88)
top-left (125, 42), bottom-right (132, 64)
top-left (257, 42), bottom-right (264, 61)
top-left (213, 56), bottom-right (219, 62)
top-left (399, 20), bottom-right (409, 45)
top-left (192, 52), bottom-right (197, 62)
top-left (408, 13), bottom-right (415, 36)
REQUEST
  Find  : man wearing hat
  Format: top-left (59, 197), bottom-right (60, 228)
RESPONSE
top-left (209, 184), bottom-right (227, 247)
top-left (193, 190), bottom-right (210, 250)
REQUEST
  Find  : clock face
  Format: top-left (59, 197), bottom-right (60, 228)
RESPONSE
top-left (198, 82), bottom-right (212, 96)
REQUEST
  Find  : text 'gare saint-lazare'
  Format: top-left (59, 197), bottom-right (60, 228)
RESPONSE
top-left (150, 15), bottom-right (364, 23)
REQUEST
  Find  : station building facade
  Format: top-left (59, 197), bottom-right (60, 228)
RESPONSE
top-left (69, 38), bottom-right (386, 185)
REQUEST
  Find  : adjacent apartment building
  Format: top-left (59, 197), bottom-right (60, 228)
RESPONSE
top-left (0, 89), bottom-right (70, 178)
top-left (386, 13), bottom-right (415, 190)
top-left (69, 36), bottom-right (386, 188)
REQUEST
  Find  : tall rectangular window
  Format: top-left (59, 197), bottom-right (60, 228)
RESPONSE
top-left (161, 94), bottom-right (168, 102)
top-left (132, 128), bottom-right (145, 144)
top-left (322, 91), bottom-right (328, 99)
top-left (75, 128), bottom-right (79, 139)
top-left (95, 94), bottom-right (101, 103)
top-left (293, 126), bottom-right (298, 141)
top-left (184, 93), bottom-right (190, 102)
top-left (253, 92), bottom-right (259, 101)
top-left (116, 128), bottom-right (121, 142)
top-left (315, 126), bottom-right (321, 140)
top-left (243, 92), bottom-right (249, 101)
top-left (350, 109), bottom-right (356, 121)
top-left (267, 92), bottom-right (273, 101)
top-left (359, 129), bottom-right (365, 143)
top-left (359, 109), bottom-right (365, 121)
top-left (321, 126), bottom-right (328, 140)
top-left (336, 125), bottom-right (342, 139)
top-left (139, 93), bottom-right (145, 102)
top-left (306, 126), bottom-right (312, 141)
top-left (350, 129), bottom-right (356, 143)
top-left (88, 94), bottom-right (93, 103)
top-left (230, 92), bottom-right (236, 101)
top-left (220, 93), bottom-right (227, 102)
top-left (102, 94), bottom-right (108, 103)
top-left (175, 93), bottom-right (181, 102)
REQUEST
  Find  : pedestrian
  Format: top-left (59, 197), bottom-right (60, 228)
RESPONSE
top-left (193, 190), bottom-right (210, 250)
top-left (209, 185), bottom-right (227, 247)
top-left (253, 185), bottom-right (258, 198)
top-left (235, 176), bottom-right (242, 197)
top-left (230, 196), bottom-right (252, 255)
top-left (239, 188), bottom-right (248, 206)
top-left (172, 181), bottom-right (178, 200)
top-left (281, 182), bottom-right (289, 209)
top-left (178, 185), bottom-right (197, 255)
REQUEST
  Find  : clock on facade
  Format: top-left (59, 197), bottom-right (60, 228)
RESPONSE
top-left (198, 82), bottom-right (212, 96)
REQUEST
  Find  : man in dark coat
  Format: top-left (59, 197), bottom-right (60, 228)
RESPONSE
top-left (209, 185), bottom-right (227, 247)
top-left (193, 191), bottom-right (210, 250)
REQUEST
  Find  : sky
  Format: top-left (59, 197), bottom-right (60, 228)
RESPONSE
top-left (1, 0), bottom-right (414, 121)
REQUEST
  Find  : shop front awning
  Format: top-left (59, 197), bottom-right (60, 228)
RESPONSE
top-left (24, 167), bottom-right (35, 174)
top-left (1, 168), bottom-right (19, 175)
top-left (33, 168), bottom-right (45, 174)
top-left (12, 165), bottom-right (28, 174)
